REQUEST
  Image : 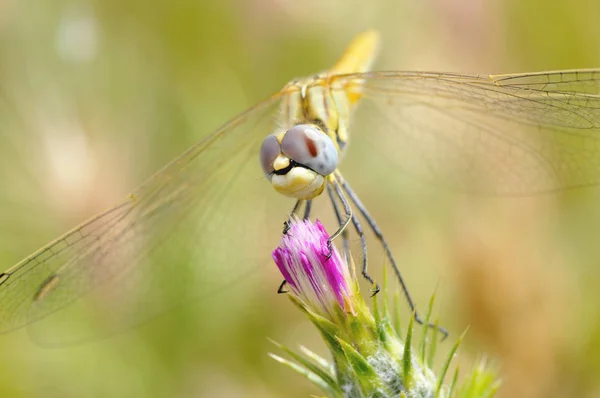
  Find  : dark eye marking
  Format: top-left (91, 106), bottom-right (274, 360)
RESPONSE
top-left (304, 136), bottom-right (318, 157)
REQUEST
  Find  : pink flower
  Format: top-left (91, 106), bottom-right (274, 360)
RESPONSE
top-left (272, 219), bottom-right (354, 318)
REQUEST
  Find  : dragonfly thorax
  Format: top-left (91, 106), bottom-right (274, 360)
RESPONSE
top-left (260, 124), bottom-right (339, 200)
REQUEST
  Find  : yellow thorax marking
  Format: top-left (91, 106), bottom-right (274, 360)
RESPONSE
top-left (279, 30), bottom-right (381, 156)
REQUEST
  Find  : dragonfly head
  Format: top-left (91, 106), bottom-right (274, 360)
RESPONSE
top-left (260, 124), bottom-right (339, 200)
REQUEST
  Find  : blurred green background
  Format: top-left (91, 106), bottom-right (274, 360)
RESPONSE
top-left (1, 0), bottom-right (600, 397)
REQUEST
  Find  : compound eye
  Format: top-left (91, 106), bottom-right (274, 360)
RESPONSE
top-left (259, 134), bottom-right (280, 175)
top-left (281, 124), bottom-right (339, 176)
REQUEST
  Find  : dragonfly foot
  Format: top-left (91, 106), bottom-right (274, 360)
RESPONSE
top-left (369, 282), bottom-right (381, 297)
top-left (414, 313), bottom-right (450, 340)
top-left (282, 221), bottom-right (292, 235)
top-left (325, 239), bottom-right (333, 260)
top-left (277, 280), bottom-right (288, 294)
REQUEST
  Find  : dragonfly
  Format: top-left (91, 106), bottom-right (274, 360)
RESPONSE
top-left (1, 30), bottom-right (600, 341)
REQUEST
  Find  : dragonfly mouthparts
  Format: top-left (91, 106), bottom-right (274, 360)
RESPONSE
top-left (272, 160), bottom-right (313, 176)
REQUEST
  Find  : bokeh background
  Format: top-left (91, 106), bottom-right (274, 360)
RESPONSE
top-left (1, 0), bottom-right (600, 397)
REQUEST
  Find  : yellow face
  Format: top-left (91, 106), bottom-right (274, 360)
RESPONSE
top-left (270, 154), bottom-right (326, 199)
top-left (260, 124), bottom-right (339, 200)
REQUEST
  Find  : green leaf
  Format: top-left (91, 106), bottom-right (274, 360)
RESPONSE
top-left (436, 327), bottom-right (469, 397)
top-left (373, 286), bottom-right (382, 326)
top-left (269, 339), bottom-right (337, 388)
top-left (380, 259), bottom-right (390, 321)
top-left (269, 353), bottom-right (343, 397)
top-left (402, 312), bottom-right (415, 390)
top-left (392, 291), bottom-right (402, 338)
top-left (299, 345), bottom-right (333, 374)
top-left (456, 358), bottom-right (501, 398)
top-left (448, 367), bottom-right (460, 397)
top-left (392, 290), bottom-right (402, 337)
top-left (372, 291), bottom-right (400, 353)
top-left (419, 292), bottom-right (436, 363)
top-left (336, 337), bottom-right (387, 397)
top-left (427, 318), bottom-right (440, 369)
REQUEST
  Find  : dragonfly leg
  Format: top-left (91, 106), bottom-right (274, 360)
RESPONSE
top-left (324, 178), bottom-right (352, 261)
top-left (277, 280), bottom-right (288, 294)
top-left (283, 200), bottom-right (303, 234)
top-left (350, 210), bottom-right (379, 296)
top-left (279, 199), bottom-right (309, 291)
top-left (326, 177), bottom-right (352, 245)
top-left (326, 185), bottom-right (350, 261)
top-left (330, 176), bottom-right (379, 294)
top-left (303, 200), bottom-right (313, 220)
top-left (279, 200), bottom-right (305, 290)
top-left (341, 178), bottom-right (449, 339)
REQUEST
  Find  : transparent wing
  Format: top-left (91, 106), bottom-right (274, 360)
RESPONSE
top-left (335, 69), bottom-right (600, 194)
top-left (0, 93), bottom-right (288, 338)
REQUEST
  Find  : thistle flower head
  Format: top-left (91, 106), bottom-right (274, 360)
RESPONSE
top-left (272, 218), bottom-right (355, 319)
top-left (270, 218), bottom-right (500, 398)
